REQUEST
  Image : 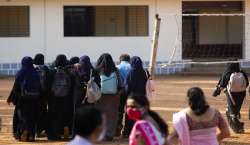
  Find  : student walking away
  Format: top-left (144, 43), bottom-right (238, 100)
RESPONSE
top-left (68, 106), bottom-right (106, 145)
top-left (68, 57), bottom-right (80, 73)
top-left (95, 53), bottom-right (123, 141)
top-left (72, 55), bottom-right (100, 108)
top-left (168, 87), bottom-right (230, 145)
top-left (47, 54), bottom-right (74, 140)
top-left (33, 53), bottom-right (50, 137)
top-left (116, 54), bottom-right (132, 137)
top-left (7, 57), bottom-right (41, 142)
top-left (213, 63), bottom-right (249, 133)
top-left (123, 56), bottom-right (149, 137)
top-left (126, 95), bottom-right (168, 145)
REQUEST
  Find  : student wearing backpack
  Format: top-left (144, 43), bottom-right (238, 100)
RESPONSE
top-left (48, 54), bottom-right (74, 140)
top-left (116, 54), bottom-right (132, 137)
top-left (95, 53), bottom-right (123, 141)
top-left (123, 56), bottom-right (150, 136)
top-left (7, 57), bottom-right (41, 142)
top-left (213, 62), bottom-right (249, 133)
top-left (33, 53), bottom-right (50, 137)
top-left (72, 55), bottom-right (100, 108)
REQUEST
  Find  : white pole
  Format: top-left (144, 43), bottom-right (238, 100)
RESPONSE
top-left (149, 14), bottom-right (161, 79)
top-left (43, 0), bottom-right (47, 62)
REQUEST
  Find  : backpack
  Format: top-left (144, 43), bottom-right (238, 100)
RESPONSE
top-left (21, 72), bottom-right (41, 98)
top-left (51, 67), bottom-right (71, 97)
top-left (100, 72), bottom-right (118, 95)
top-left (85, 70), bottom-right (101, 103)
top-left (227, 72), bottom-right (247, 93)
top-left (36, 65), bottom-right (48, 91)
top-left (145, 70), bottom-right (156, 101)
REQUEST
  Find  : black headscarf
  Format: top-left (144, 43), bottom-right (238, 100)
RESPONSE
top-left (130, 56), bottom-right (144, 71)
top-left (33, 53), bottom-right (45, 65)
top-left (127, 56), bottom-right (148, 96)
top-left (226, 63), bottom-right (240, 73)
top-left (55, 54), bottom-right (68, 67)
top-left (69, 57), bottom-right (80, 65)
top-left (96, 53), bottom-right (116, 76)
top-left (77, 55), bottom-right (93, 76)
top-left (17, 56), bottom-right (38, 82)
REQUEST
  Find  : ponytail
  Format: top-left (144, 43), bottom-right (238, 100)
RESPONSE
top-left (187, 87), bottom-right (209, 116)
top-left (148, 110), bottom-right (169, 137)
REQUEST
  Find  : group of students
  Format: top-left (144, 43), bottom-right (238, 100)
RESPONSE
top-left (6, 52), bottom-right (248, 145)
top-left (6, 53), bottom-right (153, 142)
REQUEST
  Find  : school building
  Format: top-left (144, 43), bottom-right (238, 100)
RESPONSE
top-left (0, 0), bottom-right (249, 75)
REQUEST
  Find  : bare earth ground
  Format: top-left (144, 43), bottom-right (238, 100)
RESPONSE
top-left (1, 75), bottom-right (250, 145)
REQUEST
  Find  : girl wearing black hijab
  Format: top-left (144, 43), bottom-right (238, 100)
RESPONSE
top-left (95, 53), bottom-right (122, 141)
top-left (72, 55), bottom-right (100, 108)
top-left (33, 53), bottom-right (50, 137)
top-left (127, 56), bottom-right (149, 96)
top-left (48, 54), bottom-right (74, 140)
top-left (213, 62), bottom-right (249, 133)
top-left (123, 56), bottom-right (150, 137)
top-left (7, 57), bottom-right (41, 142)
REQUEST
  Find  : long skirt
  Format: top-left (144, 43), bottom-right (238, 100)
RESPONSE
top-left (96, 94), bottom-right (120, 138)
top-left (13, 98), bottom-right (38, 140)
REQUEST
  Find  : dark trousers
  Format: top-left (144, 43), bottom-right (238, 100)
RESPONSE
top-left (48, 97), bottom-right (73, 139)
top-left (117, 90), bottom-right (128, 132)
top-left (122, 114), bottom-right (135, 136)
top-left (16, 98), bottom-right (38, 139)
top-left (226, 91), bottom-right (246, 118)
top-left (37, 101), bottom-right (48, 134)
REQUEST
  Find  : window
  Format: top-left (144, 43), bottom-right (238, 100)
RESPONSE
top-left (0, 6), bottom-right (29, 37)
top-left (64, 6), bottom-right (148, 37)
top-left (182, 1), bottom-right (244, 59)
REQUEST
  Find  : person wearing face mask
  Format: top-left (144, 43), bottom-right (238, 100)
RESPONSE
top-left (126, 95), bottom-right (168, 145)
top-left (68, 106), bottom-right (106, 145)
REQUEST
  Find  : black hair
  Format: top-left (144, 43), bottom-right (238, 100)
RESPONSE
top-left (227, 63), bottom-right (240, 73)
top-left (74, 106), bottom-right (103, 137)
top-left (119, 54), bottom-right (130, 62)
top-left (69, 56), bottom-right (80, 65)
top-left (96, 53), bottom-right (117, 76)
top-left (128, 95), bottom-right (169, 137)
top-left (187, 87), bottom-right (210, 116)
top-left (55, 54), bottom-right (68, 67)
top-left (33, 53), bottom-right (44, 65)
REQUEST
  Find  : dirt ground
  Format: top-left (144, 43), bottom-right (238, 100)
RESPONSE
top-left (1, 75), bottom-right (250, 145)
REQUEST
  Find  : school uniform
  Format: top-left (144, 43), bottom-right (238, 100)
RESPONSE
top-left (218, 70), bottom-right (249, 117)
top-left (116, 61), bottom-right (131, 134)
top-left (47, 55), bottom-right (74, 140)
top-left (217, 63), bottom-right (249, 133)
top-left (7, 57), bottom-right (40, 141)
top-left (34, 65), bottom-right (50, 136)
top-left (123, 56), bottom-right (149, 136)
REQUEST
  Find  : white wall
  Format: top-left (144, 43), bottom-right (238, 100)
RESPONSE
top-left (0, 0), bottom-right (182, 63)
top-left (45, 0), bottom-right (182, 62)
top-left (2, 0), bottom-right (246, 63)
top-left (0, 0), bottom-right (46, 63)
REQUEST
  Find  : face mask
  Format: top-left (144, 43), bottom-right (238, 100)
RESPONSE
top-left (97, 127), bottom-right (106, 142)
top-left (126, 108), bottom-right (143, 121)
